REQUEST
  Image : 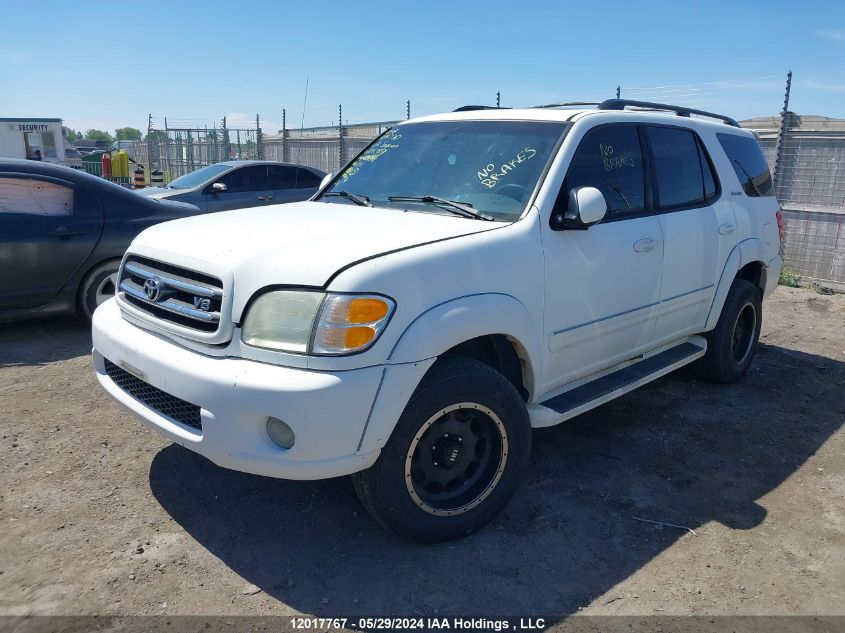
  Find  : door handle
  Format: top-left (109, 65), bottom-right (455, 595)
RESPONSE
top-left (48, 227), bottom-right (87, 238)
top-left (633, 238), bottom-right (657, 253)
top-left (257, 195), bottom-right (274, 202)
top-left (719, 223), bottom-right (735, 235)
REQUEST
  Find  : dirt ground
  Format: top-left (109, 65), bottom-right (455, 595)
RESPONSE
top-left (1, 285), bottom-right (843, 621)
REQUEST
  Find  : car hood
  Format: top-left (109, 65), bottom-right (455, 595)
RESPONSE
top-left (129, 200), bottom-right (501, 308)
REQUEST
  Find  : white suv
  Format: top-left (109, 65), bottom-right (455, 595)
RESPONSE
top-left (92, 100), bottom-right (783, 542)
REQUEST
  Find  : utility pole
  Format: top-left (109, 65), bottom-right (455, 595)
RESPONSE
top-left (282, 108), bottom-right (288, 162)
top-left (773, 70), bottom-right (793, 197)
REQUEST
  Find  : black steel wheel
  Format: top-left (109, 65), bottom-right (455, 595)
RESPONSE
top-left (352, 355), bottom-right (531, 542)
top-left (698, 279), bottom-right (762, 383)
top-left (405, 402), bottom-right (508, 516)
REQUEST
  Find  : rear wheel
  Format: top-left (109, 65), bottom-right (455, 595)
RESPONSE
top-left (78, 260), bottom-right (120, 321)
top-left (698, 279), bottom-right (762, 383)
top-left (352, 355), bottom-right (531, 542)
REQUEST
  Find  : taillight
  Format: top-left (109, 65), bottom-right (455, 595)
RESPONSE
top-left (776, 209), bottom-right (785, 243)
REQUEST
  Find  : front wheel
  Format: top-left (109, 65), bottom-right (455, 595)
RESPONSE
top-left (78, 260), bottom-right (120, 321)
top-left (352, 355), bottom-right (531, 543)
top-left (697, 279), bottom-right (762, 383)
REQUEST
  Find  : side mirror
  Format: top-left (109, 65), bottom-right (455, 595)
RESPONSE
top-left (211, 182), bottom-right (227, 193)
top-left (551, 186), bottom-right (607, 230)
top-left (319, 173), bottom-right (334, 191)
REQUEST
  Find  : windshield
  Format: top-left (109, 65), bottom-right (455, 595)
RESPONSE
top-left (167, 163), bottom-right (232, 189)
top-left (320, 120), bottom-right (568, 222)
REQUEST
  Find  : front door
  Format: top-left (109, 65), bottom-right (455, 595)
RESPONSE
top-left (0, 175), bottom-right (103, 310)
top-left (540, 124), bottom-right (663, 395)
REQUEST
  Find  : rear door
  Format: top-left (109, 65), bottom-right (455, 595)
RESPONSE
top-left (645, 125), bottom-right (735, 346)
top-left (205, 165), bottom-right (273, 212)
top-left (268, 165), bottom-right (304, 204)
top-left (0, 175), bottom-right (103, 310)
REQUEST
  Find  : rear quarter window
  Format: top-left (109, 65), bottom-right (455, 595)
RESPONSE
top-left (716, 133), bottom-right (775, 197)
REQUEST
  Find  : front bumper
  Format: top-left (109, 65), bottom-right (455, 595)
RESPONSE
top-left (92, 298), bottom-right (383, 479)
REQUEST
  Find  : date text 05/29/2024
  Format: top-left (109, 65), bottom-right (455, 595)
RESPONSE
top-left (289, 617), bottom-right (547, 631)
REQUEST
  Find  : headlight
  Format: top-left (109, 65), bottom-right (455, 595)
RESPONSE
top-left (242, 291), bottom-right (395, 355)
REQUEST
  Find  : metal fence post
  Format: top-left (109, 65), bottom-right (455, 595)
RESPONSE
top-left (256, 114), bottom-right (262, 160)
top-left (338, 104), bottom-right (344, 171)
top-left (773, 70), bottom-right (793, 198)
top-left (282, 109), bottom-right (288, 162)
top-left (222, 116), bottom-right (229, 161)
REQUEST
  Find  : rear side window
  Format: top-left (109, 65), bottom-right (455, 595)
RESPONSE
top-left (269, 165), bottom-right (298, 190)
top-left (716, 133), bottom-right (775, 197)
top-left (648, 126), bottom-right (717, 208)
top-left (0, 177), bottom-right (74, 216)
top-left (295, 168), bottom-right (322, 189)
top-left (563, 125), bottom-right (645, 216)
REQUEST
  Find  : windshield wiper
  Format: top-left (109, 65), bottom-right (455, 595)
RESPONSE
top-left (387, 195), bottom-right (494, 221)
top-left (323, 190), bottom-right (372, 207)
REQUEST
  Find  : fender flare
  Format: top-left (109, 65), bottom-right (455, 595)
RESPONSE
top-left (704, 238), bottom-right (765, 331)
top-left (387, 292), bottom-right (541, 379)
top-left (357, 293), bottom-right (541, 453)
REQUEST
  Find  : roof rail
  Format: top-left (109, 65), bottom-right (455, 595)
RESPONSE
top-left (452, 105), bottom-right (509, 112)
top-left (533, 101), bottom-right (600, 109)
top-left (597, 99), bottom-right (741, 128)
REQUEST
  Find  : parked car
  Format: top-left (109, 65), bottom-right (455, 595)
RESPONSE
top-left (0, 159), bottom-right (204, 322)
top-left (62, 145), bottom-right (83, 169)
top-left (92, 101), bottom-right (782, 542)
top-left (137, 161), bottom-right (326, 212)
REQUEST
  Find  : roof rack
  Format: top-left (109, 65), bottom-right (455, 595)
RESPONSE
top-left (452, 105), bottom-right (509, 112)
top-left (533, 101), bottom-right (600, 109)
top-left (596, 99), bottom-right (740, 127)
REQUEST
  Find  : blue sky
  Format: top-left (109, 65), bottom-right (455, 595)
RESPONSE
top-left (2, 0), bottom-right (844, 134)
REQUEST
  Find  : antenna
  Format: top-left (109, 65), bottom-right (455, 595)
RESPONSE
top-left (298, 75), bottom-right (310, 164)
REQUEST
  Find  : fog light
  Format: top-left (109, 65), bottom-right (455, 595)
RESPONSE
top-left (267, 417), bottom-right (295, 449)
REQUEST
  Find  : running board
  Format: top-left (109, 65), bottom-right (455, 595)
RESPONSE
top-left (531, 339), bottom-right (706, 427)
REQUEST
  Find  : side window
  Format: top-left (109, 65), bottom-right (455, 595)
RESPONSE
top-left (716, 133), bottom-right (775, 197)
top-left (562, 125), bottom-right (645, 216)
top-left (647, 127), bottom-right (706, 208)
top-left (219, 166), bottom-right (269, 192)
top-left (269, 166), bottom-right (298, 190)
top-left (699, 140), bottom-right (718, 200)
top-left (295, 168), bottom-right (323, 189)
top-left (0, 177), bottom-right (74, 216)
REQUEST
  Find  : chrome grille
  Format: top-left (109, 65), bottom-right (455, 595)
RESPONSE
top-left (118, 255), bottom-right (223, 334)
top-left (104, 359), bottom-right (202, 430)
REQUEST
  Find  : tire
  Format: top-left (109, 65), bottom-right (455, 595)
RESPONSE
top-left (352, 355), bottom-right (531, 543)
top-left (697, 279), bottom-right (762, 383)
top-left (78, 260), bottom-right (120, 321)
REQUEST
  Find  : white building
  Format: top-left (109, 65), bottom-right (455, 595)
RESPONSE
top-left (0, 117), bottom-right (70, 163)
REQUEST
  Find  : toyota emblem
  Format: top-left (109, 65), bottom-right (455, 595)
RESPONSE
top-left (143, 278), bottom-right (162, 302)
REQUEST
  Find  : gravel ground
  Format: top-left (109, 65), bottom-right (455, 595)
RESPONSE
top-left (0, 286), bottom-right (843, 621)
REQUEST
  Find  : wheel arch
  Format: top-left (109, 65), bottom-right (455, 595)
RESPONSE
top-left (359, 293), bottom-right (541, 454)
top-left (76, 256), bottom-right (123, 315)
top-left (705, 238), bottom-right (767, 331)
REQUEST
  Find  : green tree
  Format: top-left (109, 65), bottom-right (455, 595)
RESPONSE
top-left (145, 129), bottom-right (168, 143)
top-left (85, 129), bottom-right (115, 144)
top-left (115, 127), bottom-right (143, 141)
